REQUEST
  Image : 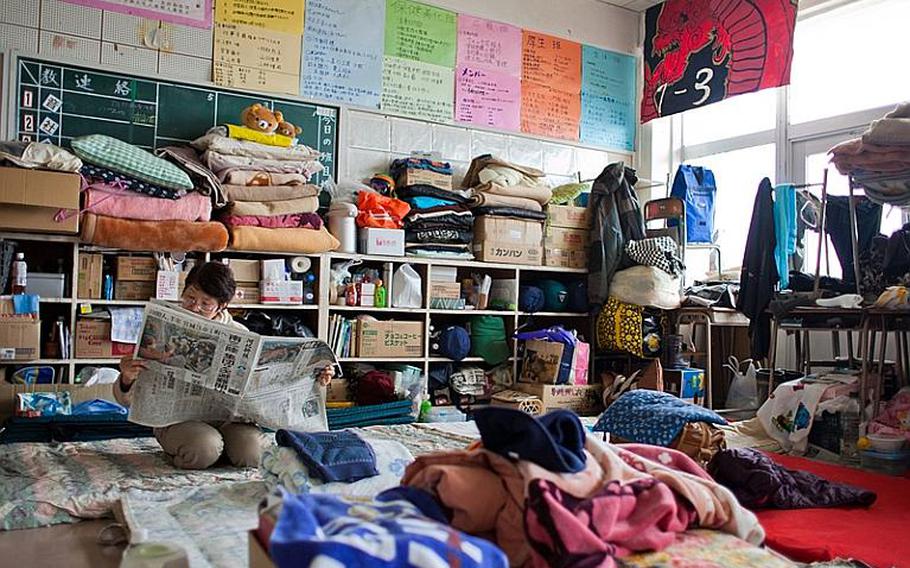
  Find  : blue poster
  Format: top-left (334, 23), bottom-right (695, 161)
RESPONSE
top-left (580, 45), bottom-right (636, 152)
top-left (302, 0), bottom-right (385, 108)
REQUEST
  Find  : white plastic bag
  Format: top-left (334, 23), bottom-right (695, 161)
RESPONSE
top-left (610, 265), bottom-right (682, 309)
top-left (724, 356), bottom-right (759, 419)
top-left (392, 264), bottom-right (422, 308)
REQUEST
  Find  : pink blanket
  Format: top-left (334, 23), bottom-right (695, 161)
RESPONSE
top-left (221, 213), bottom-right (323, 229)
top-left (85, 186), bottom-right (212, 222)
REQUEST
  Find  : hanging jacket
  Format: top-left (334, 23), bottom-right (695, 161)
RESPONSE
top-left (737, 178), bottom-right (778, 359)
top-left (588, 162), bottom-right (646, 306)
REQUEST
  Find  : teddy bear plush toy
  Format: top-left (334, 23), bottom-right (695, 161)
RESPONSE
top-left (241, 103), bottom-right (282, 134)
top-left (276, 119), bottom-right (302, 139)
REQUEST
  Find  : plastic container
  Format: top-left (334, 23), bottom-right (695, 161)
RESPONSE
top-left (11, 252), bottom-right (26, 294)
top-left (423, 405), bottom-right (467, 423)
top-left (867, 433), bottom-right (907, 453)
top-left (860, 449), bottom-right (910, 476)
top-left (327, 202), bottom-right (357, 253)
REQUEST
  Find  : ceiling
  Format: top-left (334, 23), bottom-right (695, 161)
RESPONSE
top-left (595, 0), bottom-right (663, 12)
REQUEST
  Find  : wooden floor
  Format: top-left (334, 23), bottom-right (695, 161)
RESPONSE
top-left (0, 520), bottom-right (124, 567)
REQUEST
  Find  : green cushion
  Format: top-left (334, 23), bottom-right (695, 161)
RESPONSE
top-left (71, 135), bottom-right (193, 191)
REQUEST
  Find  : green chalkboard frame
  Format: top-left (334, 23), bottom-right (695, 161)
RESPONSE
top-left (3, 52), bottom-right (339, 185)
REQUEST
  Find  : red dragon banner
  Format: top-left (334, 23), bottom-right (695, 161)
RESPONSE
top-left (641, 0), bottom-right (797, 124)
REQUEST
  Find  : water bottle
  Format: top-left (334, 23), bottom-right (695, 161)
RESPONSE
top-left (840, 395), bottom-right (861, 464)
top-left (11, 252), bottom-right (27, 294)
top-left (103, 273), bottom-right (114, 300)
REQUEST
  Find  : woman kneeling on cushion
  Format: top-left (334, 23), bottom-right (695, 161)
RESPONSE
top-left (114, 261), bottom-right (333, 470)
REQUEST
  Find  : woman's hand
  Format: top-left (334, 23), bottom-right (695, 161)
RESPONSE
top-left (119, 355), bottom-right (149, 388)
top-left (317, 365), bottom-right (335, 387)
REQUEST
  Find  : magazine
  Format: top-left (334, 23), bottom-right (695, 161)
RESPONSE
top-left (128, 301), bottom-right (335, 430)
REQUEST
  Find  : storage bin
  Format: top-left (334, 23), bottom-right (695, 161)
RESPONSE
top-left (25, 273), bottom-right (66, 298)
top-left (860, 449), bottom-right (910, 476)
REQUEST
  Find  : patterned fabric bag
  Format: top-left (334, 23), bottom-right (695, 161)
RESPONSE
top-left (596, 297), bottom-right (663, 358)
top-left (625, 236), bottom-right (685, 277)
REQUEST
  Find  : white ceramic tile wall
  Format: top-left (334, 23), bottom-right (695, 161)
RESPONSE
top-left (1, 0), bottom-right (39, 27)
top-left (101, 42), bottom-right (159, 74)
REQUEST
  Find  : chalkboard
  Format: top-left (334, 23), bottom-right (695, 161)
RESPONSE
top-left (9, 55), bottom-right (339, 184)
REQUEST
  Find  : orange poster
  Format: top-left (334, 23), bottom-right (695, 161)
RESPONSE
top-left (521, 30), bottom-right (581, 90)
top-left (520, 81), bottom-right (580, 140)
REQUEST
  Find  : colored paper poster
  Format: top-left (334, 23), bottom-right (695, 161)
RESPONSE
top-left (455, 66), bottom-right (520, 130)
top-left (520, 82), bottom-right (580, 141)
top-left (381, 56), bottom-right (453, 124)
top-left (385, 0), bottom-right (457, 68)
top-left (522, 31), bottom-right (581, 91)
top-left (216, 0), bottom-right (305, 35)
top-left (456, 15), bottom-right (521, 76)
top-left (61, 0), bottom-right (212, 28)
top-left (641, 0), bottom-right (797, 123)
top-left (580, 45), bottom-right (636, 151)
top-left (302, 0), bottom-right (385, 108)
top-left (213, 23), bottom-right (301, 95)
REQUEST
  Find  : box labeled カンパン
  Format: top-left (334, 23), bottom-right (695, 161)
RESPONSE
top-left (472, 217), bottom-right (542, 266)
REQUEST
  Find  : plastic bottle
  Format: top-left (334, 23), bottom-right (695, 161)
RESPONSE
top-left (374, 279), bottom-right (387, 308)
top-left (840, 395), bottom-right (861, 464)
top-left (11, 252), bottom-right (27, 294)
top-left (103, 273), bottom-right (114, 300)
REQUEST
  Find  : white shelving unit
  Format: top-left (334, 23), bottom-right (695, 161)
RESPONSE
top-left (1, 231), bottom-right (591, 384)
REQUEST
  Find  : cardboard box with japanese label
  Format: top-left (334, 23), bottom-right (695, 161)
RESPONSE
top-left (224, 259), bottom-right (260, 283)
top-left (75, 319), bottom-right (133, 358)
top-left (547, 205), bottom-right (591, 229)
top-left (544, 247), bottom-right (588, 269)
top-left (0, 167), bottom-right (80, 234)
top-left (514, 382), bottom-right (604, 415)
top-left (394, 168), bottom-right (452, 191)
top-left (115, 280), bottom-right (155, 301)
top-left (473, 217), bottom-right (542, 266)
top-left (545, 226), bottom-right (589, 251)
top-left (260, 281), bottom-right (303, 304)
top-left (357, 320), bottom-right (423, 358)
top-left (0, 318), bottom-right (41, 360)
top-left (359, 228), bottom-right (405, 257)
top-left (78, 253), bottom-right (103, 299)
top-left (233, 285), bottom-right (261, 305)
top-left (116, 257), bottom-right (158, 281)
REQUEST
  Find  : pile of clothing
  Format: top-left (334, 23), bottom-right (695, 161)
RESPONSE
top-left (380, 158), bottom-right (469, 259)
top-left (829, 101), bottom-right (910, 206)
top-left (462, 154), bottom-right (551, 236)
top-left (192, 126), bottom-right (338, 253)
top-left (72, 134), bottom-right (228, 252)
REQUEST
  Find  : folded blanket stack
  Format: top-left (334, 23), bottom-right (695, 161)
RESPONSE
top-left (70, 135), bottom-right (227, 251)
top-left (193, 126), bottom-right (339, 253)
top-left (829, 102), bottom-right (910, 205)
top-left (396, 184), bottom-right (476, 260)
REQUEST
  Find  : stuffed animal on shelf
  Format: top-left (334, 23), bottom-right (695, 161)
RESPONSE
top-left (276, 118), bottom-right (302, 139)
top-left (241, 103), bottom-right (282, 134)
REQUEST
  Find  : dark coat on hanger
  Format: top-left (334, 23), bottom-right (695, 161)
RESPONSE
top-left (588, 162), bottom-right (646, 306)
top-left (737, 177), bottom-right (779, 360)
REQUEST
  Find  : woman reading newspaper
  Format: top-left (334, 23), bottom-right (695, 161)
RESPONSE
top-left (115, 262), bottom-right (334, 470)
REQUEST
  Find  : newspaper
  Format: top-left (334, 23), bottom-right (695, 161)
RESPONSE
top-left (129, 301), bottom-right (336, 431)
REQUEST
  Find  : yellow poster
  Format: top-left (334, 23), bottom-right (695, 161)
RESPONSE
top-left (213, 23), bottom-right (301, 95)
top-left (215, 0), bottom-right (305, 35)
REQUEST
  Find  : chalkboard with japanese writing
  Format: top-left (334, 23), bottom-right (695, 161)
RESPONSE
top-left (10, 55), bottom-right (338, 184)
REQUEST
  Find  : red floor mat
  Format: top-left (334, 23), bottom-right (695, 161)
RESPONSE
top-left (756, 453), bottom-right (910, 567)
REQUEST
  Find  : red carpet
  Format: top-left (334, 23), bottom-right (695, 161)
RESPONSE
top-left (756, 453), bottom-right (910, 567)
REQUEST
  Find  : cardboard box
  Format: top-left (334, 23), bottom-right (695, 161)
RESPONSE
top-left (357, 320), bottom-right (423, 358)
top-left (514, 382), bottom-right (604, 415)
top-left (548, 205), bottom-right (591, 229)
top-left (233, 285), bottom-right (261, 305)
top-left (225, 259), bottom-right (260, 283)
top-left (520, 339), bottom-right (569, 384)
top-left (395, 168), bottom-right (452, 191)
top-left (0, 384), bottom-right (116, 422)
top-left (545, 226), bottom-right (590, 251)
top-left (359, 228), bottom-right (405, 257)
top-left (326, 378), bottom-right (352, 403)
top-left (544, 247), bottom-right (589, 269)
top-left (78, 254), bottom-right (103, 299)
top-left (473, 217), bottom-right (542, 266)
top-left (75, 319), bottom-right (133, 358)
top-left (0, 167), bottom-right (80, 234)
top-left (116, 257), bottom-right (158, 281)
top-left (260, 280), bottom-right (303, 304)
top-left (115, 280), bottom-right (155, 301)
top-left (249, 532), bottom-right (276, 568)
top-left (0, 318), bottom-right (41, 360)
top-left (430, 282), bottom-right (461, 300)
top-left (664, 368), bottom-right (706, 404)
top-left (260, 259), bottom-right (286, 281)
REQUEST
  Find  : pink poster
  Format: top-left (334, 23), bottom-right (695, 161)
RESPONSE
top-left (455, 66), bottom-right (520, 130)
top-left (62, 0), bottom-right (213, 29)
top-left (456, 14), bottom-right (521, 76)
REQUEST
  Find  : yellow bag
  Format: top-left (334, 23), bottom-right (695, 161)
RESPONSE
top-left (596, 297), bottom-right (663, 358)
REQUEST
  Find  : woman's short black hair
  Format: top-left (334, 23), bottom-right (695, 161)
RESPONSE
top-left (184, 261), bottom-right (236, 305)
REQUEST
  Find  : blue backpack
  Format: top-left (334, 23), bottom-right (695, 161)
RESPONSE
top-left (671, 164), bottom-right (717, 244)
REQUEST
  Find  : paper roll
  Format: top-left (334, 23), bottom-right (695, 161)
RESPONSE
top-left (290, 256), bottom-right (311, 273)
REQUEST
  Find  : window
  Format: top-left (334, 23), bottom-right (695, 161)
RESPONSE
top-left (789, 0), bottom-right (910, 124)
top-left (682, 88), bottom-right (777, 146)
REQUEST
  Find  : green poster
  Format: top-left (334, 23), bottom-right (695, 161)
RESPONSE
top-left (385, 0), bottom-right (457, 68)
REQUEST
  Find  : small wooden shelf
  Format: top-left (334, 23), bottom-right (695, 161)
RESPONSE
top-left (428, 309), bottom-right (515, 316)
top-left (329, 305), bottom-right (424, 313)
top-left (38, 297), bottom-right (73, 304)
top-left (338, 357), bottom-right (427, 363)
top-left (228, 304), bottom-right (318, 310)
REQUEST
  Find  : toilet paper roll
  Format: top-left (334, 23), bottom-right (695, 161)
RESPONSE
top-left (290, 256), bottom-right (311, 274)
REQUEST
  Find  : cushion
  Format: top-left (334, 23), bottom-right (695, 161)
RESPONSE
top-left (71, 135), bottom-right (193, 190)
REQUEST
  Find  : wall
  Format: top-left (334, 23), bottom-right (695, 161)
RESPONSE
top-left (0, 0), bottom-right (641, 184)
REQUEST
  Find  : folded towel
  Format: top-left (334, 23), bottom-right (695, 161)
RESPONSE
top-left (276, 429), bottom-right (378, 483)
top-left (223, 170), bottom-right (309, 186)
top-left (469, 191), bottom-right (543, 211)
top-left (224, 184), bottom-right (319, 202)
top-left (475, 183), bottom-right (552, 206)
top-left (229, 226), bottom-right (340, 253)
top-left (227, 196), bottom-right (319, 216)
top-left (205, 151), bottom-right (323, 179)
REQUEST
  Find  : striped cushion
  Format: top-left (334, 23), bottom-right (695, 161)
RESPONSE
top-left (71, 135), bottom-right (193, 191)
